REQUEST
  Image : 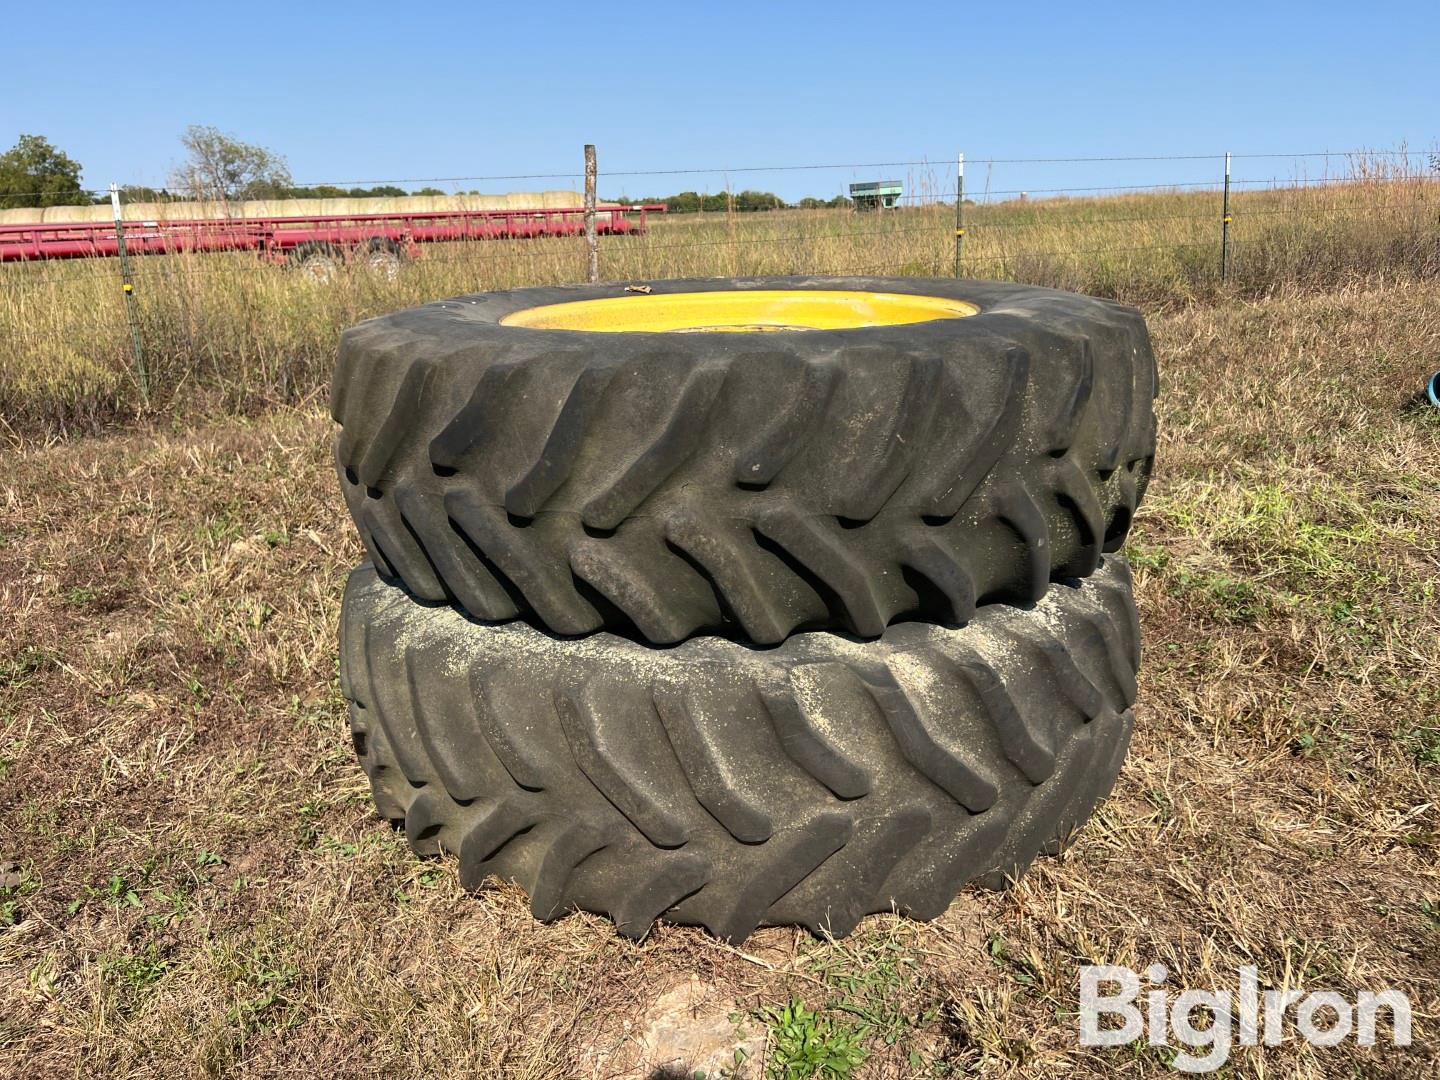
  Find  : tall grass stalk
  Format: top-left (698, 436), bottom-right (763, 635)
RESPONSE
top-left (2, 159), bottom-right (1436, 439)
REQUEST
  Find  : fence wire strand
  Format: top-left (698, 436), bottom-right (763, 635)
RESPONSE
top-left (3, 150), bottom-right (1438, 292)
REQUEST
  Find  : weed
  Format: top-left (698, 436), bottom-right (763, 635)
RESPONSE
top-left (294, 797), bottom-right (324, 849)
top-left (101, 946), bottom-right (171, 996)
top-left (226, 948), bottom-right (302, 1034)
top-left (0, 646), bottom-right (55, 686)
top-left (393, 866), bottom-right (445, 907)
top-left (68, 872), bottom-right (143, 915)
top-left (1421, 899), bottom-right (1440, 934)
top-left (146, 888), bottom-right (191, 928)
top-left (1173, 567), bottom-right (1269, 624)
top-left (758, 997), bottom-right (868, 1080)
top-left (806, 930), bottom-right (936, 1047)
top-left (1400, 725), bottom-right (1440, 767)
top-left (1123, 542), bottom-right (1171, 573)
top-left (985, 934), bottom-right (1041, 988)
top-left (0, 877), bottom-right (30, 927)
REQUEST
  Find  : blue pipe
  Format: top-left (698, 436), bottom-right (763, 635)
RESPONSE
top-left (1429, 371), bottom-right (1440, 409)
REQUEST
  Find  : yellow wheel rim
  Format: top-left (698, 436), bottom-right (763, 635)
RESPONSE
top-left (500, 289), bottom-right (978, 333)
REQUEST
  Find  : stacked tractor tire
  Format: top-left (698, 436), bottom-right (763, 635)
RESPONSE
top-left (331, 277), bottom-right (1157, 943)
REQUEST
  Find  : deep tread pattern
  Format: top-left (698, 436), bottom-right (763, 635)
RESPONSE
top-left (360, 498), bottom-right (445, 602)
top-left (581, 361), bottom-right (728, 530)
top-left (912, 346), bottom-right (1030, 517)
top-left (663, 512), bottom-right (821, 643)
top-left (991, 482), bottom-right (1052, 603)
top-left (754, 507), bottom-right (890, 637)
top-left (554, 681), bottom-right (694, 848)
top-left (899, 531), bottom-right (978, 625)
top-left (509, 367), bottom-right (617, 517)
top-left (341, 556), bottom-right (1141, 942)
top-left (333, 277), bottom-right (1159, 644)
top-left (456, 799), bottom-right (537, 888)
top-left (861, 669), bottom-right (999, 812)
top-left (1047, 455), bottom-right (1107, 579)
top-left (569, 526), bottom-right (722, 643)
top-left (830, 353), bottom-right (943, 521)
top-left (1038, 335), bottom-right (1094, 454)
top-left (427, 360), bottom-right (527, 476)
top-left (734, 359), bottom-right (840, 486)
top-left (652, 684), bottom-right (776, 843)
top-left (393, 486), bottom-right (518, 621)
top-left (771, 806), bottom-right (932, 937)
top-left (759, 666), bottom-right (874, 800)
top-left (444, 491), bottom-right (601, 636)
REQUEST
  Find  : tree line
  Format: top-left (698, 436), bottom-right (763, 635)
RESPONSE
top-left (1, 130), bottom-right (860, 212)
top-left (0, 128), bottom-right (441, 209)
top-left (614, 191), bottom-right (852, 212)
top-left (100, 183), bottom-right (452, 204)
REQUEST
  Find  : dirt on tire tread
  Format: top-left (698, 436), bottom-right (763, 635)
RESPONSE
top-left (339, 556), bottom-right (1142, 942)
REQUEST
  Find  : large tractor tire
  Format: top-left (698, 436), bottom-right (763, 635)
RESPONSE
top-left (340, 556), bottom-right (1140, 943)
top-left (332, 277), bottom-right (1157, 646)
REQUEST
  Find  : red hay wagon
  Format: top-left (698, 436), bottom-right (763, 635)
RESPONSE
top-left (0, 204), bottom-right (666, 269)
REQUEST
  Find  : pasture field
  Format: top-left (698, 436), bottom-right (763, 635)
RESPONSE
top-left (0, 176), bottom-right (1437, 1077)
top-left (1, 164), bottom-right (1437, 437)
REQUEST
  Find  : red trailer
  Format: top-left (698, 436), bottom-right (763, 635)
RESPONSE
top-left (0, 204), bottom-right (666, 273)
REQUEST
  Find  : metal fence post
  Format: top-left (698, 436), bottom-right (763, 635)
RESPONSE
top-left (583, 144), bottom-right (599, 283)
top-left (110, 183), bottom-right (149, 406)
top-left (954, 152), bottom-right (965, 277)
top-left (1221, 151), bottom-right (1232, 284)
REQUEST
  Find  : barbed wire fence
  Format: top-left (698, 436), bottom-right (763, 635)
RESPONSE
top-left (2, 144), bottom-right (1437, 416)
top-left (4, 144), bottom-right (1435, 283)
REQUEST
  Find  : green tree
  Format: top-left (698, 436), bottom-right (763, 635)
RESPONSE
top-left (171, 125), bottom-right (292, 201)
top-left (281, 184), bottom-right (415, 199)
top-left (0, 134), bottom-right (87, 209)
top-left (641, 189), bottom-right (790, 213)
top-left (733, 189), bottom-right (786, 211)
top-left (283, 184), bottom-right (349, 199)
top-left (100, 185), bottom-right (178, 204)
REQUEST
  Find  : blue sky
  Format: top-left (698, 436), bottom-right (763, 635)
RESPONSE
top-left (3, 2), bottom-right (1435, 202)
